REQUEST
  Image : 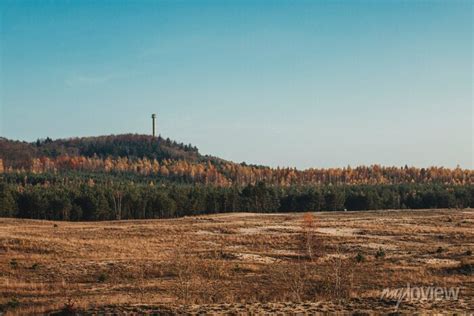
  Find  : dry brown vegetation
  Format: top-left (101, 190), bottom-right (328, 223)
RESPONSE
top-left (0, 209), bottom-right (473, 314)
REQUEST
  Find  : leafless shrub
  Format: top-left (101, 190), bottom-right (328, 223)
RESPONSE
top-left (320, 248), bottom-right (354, 301)
top-left (196, 255), bottom-right (233, 303)
top-left (169, 238), bottom-right (233, 305)
top-left (300, 213), bottom-right (323, 260)
top-left (61, 298), bottom-right (77, 314)
top-left (284, 260), bottom-right (315, 302)
top-left (263, 257), bottom-right (318, 302)
top-left (170, 238), bottom-right (198, 304)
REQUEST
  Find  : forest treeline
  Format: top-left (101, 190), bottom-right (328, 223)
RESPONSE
top-left (0, 175), bottom-right (472, 220)
top-left (0, 134), bottom-right (472, 220)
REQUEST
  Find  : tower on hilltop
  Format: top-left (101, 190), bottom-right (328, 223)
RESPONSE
top-left (151, 114), bottom-right (157, 137)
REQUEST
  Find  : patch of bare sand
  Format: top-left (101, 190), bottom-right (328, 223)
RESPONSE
top-left (195, 230), bottom-right (218, 235)
top-left (204, 213), bottom-right (294, 219)
top-left (238, 225), bottom-right (301, 235)
top-left (419, 258), bottom-right (459, 266)
top-left (316, 227), bottom-right (360, 237)
top-left (238, 227), bottom-right (264, 234)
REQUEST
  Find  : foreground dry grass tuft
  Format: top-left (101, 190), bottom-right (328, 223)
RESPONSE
top-left (0, 209), bottom-right (473, 314)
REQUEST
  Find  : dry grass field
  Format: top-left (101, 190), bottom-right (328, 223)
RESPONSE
top-left (0, 209), bottom-right (473, 314)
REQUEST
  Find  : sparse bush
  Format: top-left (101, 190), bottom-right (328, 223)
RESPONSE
top-left (170, 241), bottom-right (198, 304)
top-left (465, 250), bottom-right (472, 256)
top-left (456, 262), bottom-right (473, 275)
top-left (97, 273), bottom-right (107, 283)
top-left (196, 257), bottom-right (232, 303)
top-left (330, 258), bottom-right (353, 300)
top-left (375, 248), bottom-right (385, 259)
top-left (436, 246), bottom-right (444, 254)
top-left (170, 238), bottom-right (233, 304)
top-left (61, 298), bottom-right (77, 314)
top-left (8, 297), bottom-right (20, 308)
top-left (320, 251), bottom-right (354, 301)
top-left (266, 258), bottom-right (317, 302)
top-left (445, 261), bottom-right (473, 276)
top-left (232, 263), bottom-right (254, 274)
top-left (269, 243), bottom-right (352, 303)
top-left (9, 259), bottom-right (18, 268)
top-left (30, 263), bottom-right (39, 270)
top-left (355, 252), bottom-right (365, 263)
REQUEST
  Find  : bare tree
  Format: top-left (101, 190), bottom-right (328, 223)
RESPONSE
top-left (112, 190), bottom-right (123, 220)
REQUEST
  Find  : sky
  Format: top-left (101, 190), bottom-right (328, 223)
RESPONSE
top-left (0, 0), bottom-right (472, 169)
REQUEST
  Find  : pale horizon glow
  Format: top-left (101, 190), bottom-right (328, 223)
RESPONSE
top-left (1, 0), bottom-right (472, 169)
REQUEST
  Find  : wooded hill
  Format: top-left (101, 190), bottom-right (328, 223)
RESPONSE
top-left (0, 134), bottom-right (202, 169)
top-left (0, 134), bottom-right (472, 186)
top-left (0, 134), bottom-right (472, 220)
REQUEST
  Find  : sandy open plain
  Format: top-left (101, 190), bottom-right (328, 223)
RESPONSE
top-left (0, 209), bottom-right (473, 314)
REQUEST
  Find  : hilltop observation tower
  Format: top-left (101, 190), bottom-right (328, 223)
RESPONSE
top-left (151, 114), bottom-right (157, 137)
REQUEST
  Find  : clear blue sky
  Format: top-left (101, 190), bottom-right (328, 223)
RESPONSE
top-left (1, 0), bottom-right (472, 169)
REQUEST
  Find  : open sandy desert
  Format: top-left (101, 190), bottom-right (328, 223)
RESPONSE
top-left (0, 209), bottom-right (472, 314)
